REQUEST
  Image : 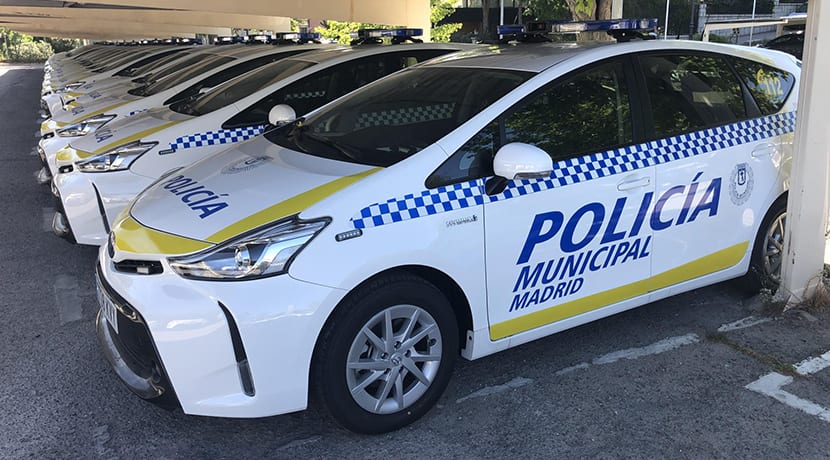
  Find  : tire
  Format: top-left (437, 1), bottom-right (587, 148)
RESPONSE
top-left (313, 273), bottom-right (458, 434)
top-left (743, 195), bottom-right (787, 292)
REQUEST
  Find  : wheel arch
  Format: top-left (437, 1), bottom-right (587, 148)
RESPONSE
top-left (311, 265), bottom-right (475, 362)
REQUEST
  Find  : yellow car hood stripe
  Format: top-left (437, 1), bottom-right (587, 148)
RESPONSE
top-left (112, 215), bottom-right (211, 255)
top-left (56, 145), bottom-right (95, 162)
top-left (206, 168), bottom-right (381, 243)
top-left (115, 168), bottom-right (380, 255)
top-left (41, 119), bottom-right (68, 132)
top-left (93, 120), bottom-right (182, 154)
top-left (489, 242), bottom-right (749, 340)
top-left (69, 99), bottom-right (135, 124)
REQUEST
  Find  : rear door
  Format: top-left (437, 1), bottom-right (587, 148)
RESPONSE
top-left (638, 52), bottom-right (796, 287)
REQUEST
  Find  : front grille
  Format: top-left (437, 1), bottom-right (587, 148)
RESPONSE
top-left (113, 259), bottom-right (164, 275)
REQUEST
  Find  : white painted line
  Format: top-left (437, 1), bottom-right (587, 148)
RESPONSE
top-left (717, 316), bottom-right (773, 332)
top-left (794, 351), bottom-right (830, 376)
top-left (555, 362), bottom-right (590, 376)
top-left (456, 377), bottom-right (533, 403)
top-left (277, 436), bottom-right (321, 451)
top-left (54, 274), bottom-right (83, 325)
top-left (591, 333), bottom-right (700, 365)
top-left (553, 334), bottom-right (700, 376)
top-left (42, 207), bottom-right (54, 232)
top-left (92, 425), bottom-right (116, 458)
top-left (746, 372), bottom-right (830, 423)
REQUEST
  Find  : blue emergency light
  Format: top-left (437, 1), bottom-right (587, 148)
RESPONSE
top-left (498, 18), bottom-right (657, 42)
top-left (272, 32), bottom-right (322, 42)
top-left (350, 28), bottom-right (424, 45)
top-left (214, 36), bottom-right (244, 45)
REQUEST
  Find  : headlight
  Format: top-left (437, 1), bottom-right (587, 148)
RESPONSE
top-left (75, 140), bottom-right (157, 172)
top-left (57, 114), bottom-right (116, 137)
top-left (168, 217), bottom-right (329, 280)
top-left (55, 81), bottom-right (85, 93)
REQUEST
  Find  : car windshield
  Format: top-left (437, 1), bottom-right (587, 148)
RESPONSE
top-left (169, 58), bottom-right (315, 116)
top-left (265, 66), bottom-right (532, 167)
top-left (131, 55), bottom-right (235, 96)
top-left (117, 49), bottom-right (189, 77)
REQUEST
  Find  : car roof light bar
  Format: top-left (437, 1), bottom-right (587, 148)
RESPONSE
top-left (498, 18), bottom-right (658, 42)
top-left (350, 28), bottom-right (424, 45)
top-left (271, 32), bottom-right (322, 44)
top-left (215, 36), bottom-right (244, 45)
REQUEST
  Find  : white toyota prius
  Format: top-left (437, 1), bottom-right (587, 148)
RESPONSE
top-left (94, 21), bottom-right (800, 434)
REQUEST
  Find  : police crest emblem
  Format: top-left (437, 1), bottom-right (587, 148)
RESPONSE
top-left (729, 162), bottom-right (754, 205)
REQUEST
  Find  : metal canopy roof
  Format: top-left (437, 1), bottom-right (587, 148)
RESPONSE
top-left (0, 0), bottom-right (431, 41)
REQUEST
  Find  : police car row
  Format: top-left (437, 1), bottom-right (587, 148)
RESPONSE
top-left (40, 21), bottom-right (799, 434)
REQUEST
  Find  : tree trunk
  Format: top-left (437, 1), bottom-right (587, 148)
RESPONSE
top-left (596, 0), bottom-right (612, 19)
top-left (481, 0), bottom-right (491, 40)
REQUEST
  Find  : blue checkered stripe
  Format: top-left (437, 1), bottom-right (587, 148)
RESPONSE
top-left (352, 180), bottom-right (484, 229)
top-left (169, 125), bottom-right (267, 151)
top-left (351, 112), bottom-right (796, 229)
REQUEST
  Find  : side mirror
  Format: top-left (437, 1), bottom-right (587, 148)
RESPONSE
top-left (493, 142), bottom-right (553, 180)
top-left (268, 104), bottom-right (296, 127)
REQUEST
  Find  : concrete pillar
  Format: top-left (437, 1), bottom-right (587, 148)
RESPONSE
top-left (780, 0), bottom-right (830, 305)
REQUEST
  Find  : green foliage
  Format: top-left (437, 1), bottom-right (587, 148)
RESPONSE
top-left (0, 28), bottom-right (55, 62)
top-left (315, 20), bottom-right (393, 44)
top-left (6, 40), bottom-right (54, 63)
top-left (524, 0), bottom-right (571, 20)
top-left (42, 37), bottom-right (83, 54)
top-left (431, 0), bottom-right (461, 42)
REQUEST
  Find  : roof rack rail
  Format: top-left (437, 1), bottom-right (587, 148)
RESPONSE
top-left (497, 18), bottom-right (658, 43)
top-left (350, 28), bottom-right (423, 45)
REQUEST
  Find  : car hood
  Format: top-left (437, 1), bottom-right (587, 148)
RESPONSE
top-left (120, 136), bottom-right (376, 253)
top-left (53, 92), bottom-right (143, 124)
top-left (71, 106), bottom-right (190, 153)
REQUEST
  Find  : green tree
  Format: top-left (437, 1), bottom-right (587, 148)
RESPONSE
top-left (431, 0), bottom-right (461, 42)
top-left (524, 0), bottom-right (571, 20)
top-left (315, 20), bottom-right (392, 44)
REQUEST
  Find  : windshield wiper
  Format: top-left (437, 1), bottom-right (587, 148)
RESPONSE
top-left (299, 130), bottom-right (359, 163)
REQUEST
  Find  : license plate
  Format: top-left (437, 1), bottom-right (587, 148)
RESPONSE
top-left (96, 278), bottom-right (119, 335)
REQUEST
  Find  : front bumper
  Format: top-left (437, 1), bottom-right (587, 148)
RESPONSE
top-left (95, 267), bottom-right (180, 409)
top-left (53, 170), bottom-right (150, 246)
top-left (96, 245), bottom-right (348, 418)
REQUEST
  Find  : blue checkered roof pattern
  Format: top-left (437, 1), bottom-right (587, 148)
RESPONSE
top-left (350, 111), bottom-right (796, 229)
top-left (169, 125), bottom-right (267, 151)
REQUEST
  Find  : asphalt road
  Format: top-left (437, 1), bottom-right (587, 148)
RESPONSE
top-left (2, 63), bottom-right (830, 459)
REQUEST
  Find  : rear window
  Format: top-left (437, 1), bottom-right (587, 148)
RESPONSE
top-left (731, 58), bottom-right (796, 115)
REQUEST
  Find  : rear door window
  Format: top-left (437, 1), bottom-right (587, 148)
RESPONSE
top-left (638, 54), bottom-right (746, 138)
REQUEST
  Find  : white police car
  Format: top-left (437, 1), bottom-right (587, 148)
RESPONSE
top-left (37, 42), bottom-right (326, 179)
top-left (95, 20), bottom-right (800, 434)
top-left (52, 36), bottom-right (470, 245)
top-left (41, 46), bottom-right (202, 118)
top-left (42, 45), bottom-right (192, 103)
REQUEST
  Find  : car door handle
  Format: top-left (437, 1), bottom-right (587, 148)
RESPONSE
top-left (617, 177), bottom-right (651, 191)
top-left (751, 143), bottom-right (776, 158)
